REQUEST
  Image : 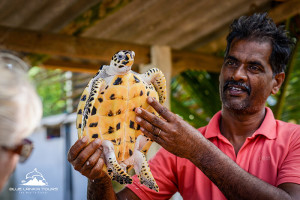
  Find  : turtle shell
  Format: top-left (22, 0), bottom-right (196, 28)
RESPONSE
top-left (79, 71), bottom-right (159, 162)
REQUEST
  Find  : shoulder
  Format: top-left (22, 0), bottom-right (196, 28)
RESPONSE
top-left (276, 120), bottom-right (300, 148)
top-left (276, 120), bottom-right (300, 137)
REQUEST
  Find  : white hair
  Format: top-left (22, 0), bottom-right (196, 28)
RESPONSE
top-left (0, 53), bottom-right (42, 147)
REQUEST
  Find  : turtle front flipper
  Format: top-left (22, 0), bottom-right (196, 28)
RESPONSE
top-left (133, 135), bottom-right (159, 192)
top-left (80, 77), bottom-right (105, 138)
top-left (76, 78), bottom-right (94, 138)
top-left (142, 68), bottom-right (167, 104)
top-left (102, 140), bottom-right (132, 184)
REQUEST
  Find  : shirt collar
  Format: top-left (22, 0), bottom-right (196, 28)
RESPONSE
top-left (205, 107), bottom-right (277, 140)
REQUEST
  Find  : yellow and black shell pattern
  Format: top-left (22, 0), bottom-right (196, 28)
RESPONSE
top-left (77, 72), bottom-right (160, 162)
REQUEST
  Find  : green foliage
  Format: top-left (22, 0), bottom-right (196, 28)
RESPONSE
top-left (272, 40), bottom-right (300, 123)
top-left (28, 67), bottom-right (67, 117)
top-left (171, 70), bottom-right (221, 128)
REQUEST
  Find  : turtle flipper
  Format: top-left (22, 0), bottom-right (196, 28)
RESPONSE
top-left (134, 150), bottom-right (159, 192)
top-left (76, 78), bottom-right (95, 138)
top-left (80, 77), bottom-right (105, 138)
top-left (102, 140), bottom-right (132, 184)
top-left (76, 67), bottom-right (108, 139)
top-left (133, 135), bottom-right (159, 192)
top-left (142, 68), bottom-right (166, 104)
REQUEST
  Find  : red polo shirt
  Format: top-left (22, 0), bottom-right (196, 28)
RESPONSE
top-left (127, 107), bottom-right (300, 199)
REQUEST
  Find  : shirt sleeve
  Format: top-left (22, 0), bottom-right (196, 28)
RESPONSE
top-left (276, 126), bottom-right (300, 186)
top-left (126, 148), bottom-right (179, 199)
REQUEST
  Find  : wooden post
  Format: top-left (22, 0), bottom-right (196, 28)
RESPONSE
top-left (150, 45), bottom-right (172, 109)
top-left (139, 45), bottom-right (172, 160)
top-left (139, 45), bottom-right (172, 109)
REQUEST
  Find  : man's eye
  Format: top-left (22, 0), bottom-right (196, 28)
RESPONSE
top-left (225, 60), bottom-right (235, 66)
top-left (249, 65), bottom-right (260, 72)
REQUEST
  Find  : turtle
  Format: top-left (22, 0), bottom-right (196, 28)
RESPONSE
top-left (76, 50), bottom-right (167, 192)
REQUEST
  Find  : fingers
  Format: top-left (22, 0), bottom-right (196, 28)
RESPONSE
top-left (69, 138), bottom-right (102, 173)
top-left (80, 147), bottom-right (102, 176)
top-left (135, 106), bottom-right (167, 131)
top-left (146, 97), bottom-right (175, 122)
top-left (89, 157), bottom-right (106, 179)
top-left (136, 114), bottom-right (163, 136)
top-left (67, 136), bottom-right (89, 162)
top-left (140, 125), bottom-right (164, 145)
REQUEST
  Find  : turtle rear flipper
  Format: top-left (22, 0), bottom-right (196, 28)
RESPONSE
top-left (102, 140), bottom-right (132, 184)
top-left (142, 68), bottom-right (166, 104)
top-left (133, 135), bottom-right (159, 192)
top-left (133, 150), bottom-right (159, 192)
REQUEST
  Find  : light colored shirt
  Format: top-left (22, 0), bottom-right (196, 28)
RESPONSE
top-left (127, 107), bottom-right (300, 199)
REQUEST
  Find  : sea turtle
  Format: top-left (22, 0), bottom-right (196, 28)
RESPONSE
top-left (76, 50), bottom-right (166, 192)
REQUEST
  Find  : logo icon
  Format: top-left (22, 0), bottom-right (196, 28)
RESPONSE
top-left (20, 168), bottom-right (48, 186)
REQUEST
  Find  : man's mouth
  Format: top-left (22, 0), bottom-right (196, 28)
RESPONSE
top-left (223, 81), bottom-right (251, 95)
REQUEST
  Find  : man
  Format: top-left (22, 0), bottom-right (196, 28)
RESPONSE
top-left (68, 13), bottom-right (300, 199)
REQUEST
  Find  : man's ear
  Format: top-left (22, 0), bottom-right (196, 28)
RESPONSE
top-left (271, 72), bottom-right (285, 95)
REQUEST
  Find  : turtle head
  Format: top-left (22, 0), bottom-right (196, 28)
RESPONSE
top-left (110, 50), bottom-right (135, 74)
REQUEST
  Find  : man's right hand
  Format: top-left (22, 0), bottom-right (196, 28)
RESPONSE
top-left (67, 136), bottom-right (141, 200)
top-left (67, 136), bottom-right (106, 180)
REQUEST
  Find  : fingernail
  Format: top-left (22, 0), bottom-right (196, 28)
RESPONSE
top-left (94, 138), bottom-right (101, 145)
top-left (140, 127), bottom-right (145, 131)
top-left (82, 136), bottom-right (88, 143)
top-left (86, 161), bottom-right (90, 166)
top-left (136, 107), bottom-right (142, 114)
top-left (136, 117), bottom-right (141, 122)
top-left (147, 97), bottom-right (153, 103)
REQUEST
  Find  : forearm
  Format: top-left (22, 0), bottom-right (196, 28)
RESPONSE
top-left (190, 136), bottom-right (292, 200)
top-left (87, 174), bottom-right (117, 200)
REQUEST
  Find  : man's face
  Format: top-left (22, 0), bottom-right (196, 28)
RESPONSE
top-left (219, 39), bottom-right (281, 114)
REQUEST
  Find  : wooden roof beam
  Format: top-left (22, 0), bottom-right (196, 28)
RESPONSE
top-left (0, 25), bottom-right (223, 75)
top-left (0, 25), bottom-right (150, 64)
top-left (269, 0), bottom-right (300, 23)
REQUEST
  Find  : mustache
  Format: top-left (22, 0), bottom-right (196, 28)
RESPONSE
top-left (223, 80), bottom-right (251, 95)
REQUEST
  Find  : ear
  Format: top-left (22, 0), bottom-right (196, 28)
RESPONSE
top-left (271, 72), bottom-right (285, 95)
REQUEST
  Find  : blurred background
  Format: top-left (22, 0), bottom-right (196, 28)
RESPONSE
top-left (0, 0), bottom-right (300, 199)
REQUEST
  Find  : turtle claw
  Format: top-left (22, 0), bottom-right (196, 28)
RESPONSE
top-left (107, 166), bottom-right (132, 184)
top-left (138, 173), bottom-right (159, 192)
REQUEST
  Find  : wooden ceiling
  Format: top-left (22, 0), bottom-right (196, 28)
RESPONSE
top-left (0, 0), bottom-right (299, 76)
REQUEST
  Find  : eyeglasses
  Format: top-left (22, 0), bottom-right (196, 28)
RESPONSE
top-left (0, 52), bottom-right (29, 72)
top-left (1, 139), bottom-right (34, 163)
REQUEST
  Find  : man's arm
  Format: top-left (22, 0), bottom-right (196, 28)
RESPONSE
top-left (135, 97), bottom-right (300, 200)
top-left (87, 177), bottom-right (140, 200)
top-left (67, 137), bottom-right (140, 200)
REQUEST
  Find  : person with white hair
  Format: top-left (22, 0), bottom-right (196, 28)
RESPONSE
top-left (0, 52), bottom-right (42, 191)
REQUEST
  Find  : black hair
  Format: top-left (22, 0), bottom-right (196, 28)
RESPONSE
top-left (225, 13), bottom-right (295, 75)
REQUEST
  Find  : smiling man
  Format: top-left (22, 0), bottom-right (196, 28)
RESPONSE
top-left (68, 13), bottom-right (300, 199)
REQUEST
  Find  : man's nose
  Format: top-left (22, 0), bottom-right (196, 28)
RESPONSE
top-left (232, 65), bottom-right (247, 81)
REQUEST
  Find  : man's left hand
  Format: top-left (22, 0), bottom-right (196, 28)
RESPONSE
top-left (135, 97), bottom-right (203, 159)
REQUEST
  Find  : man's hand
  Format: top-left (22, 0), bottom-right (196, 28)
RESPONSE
top-left (135, 97), bottom-right (203, 160)
top-left (67, 136), bottom-right (106, 180)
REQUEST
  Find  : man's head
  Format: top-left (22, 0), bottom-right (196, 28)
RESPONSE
top-left (220, 13), bottom-right (294, 114)
top-left (225, 13), bottom-right (294, 75)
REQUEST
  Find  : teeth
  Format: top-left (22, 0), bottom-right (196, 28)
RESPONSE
top-left (231, 87), bottom-right (242, 91)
